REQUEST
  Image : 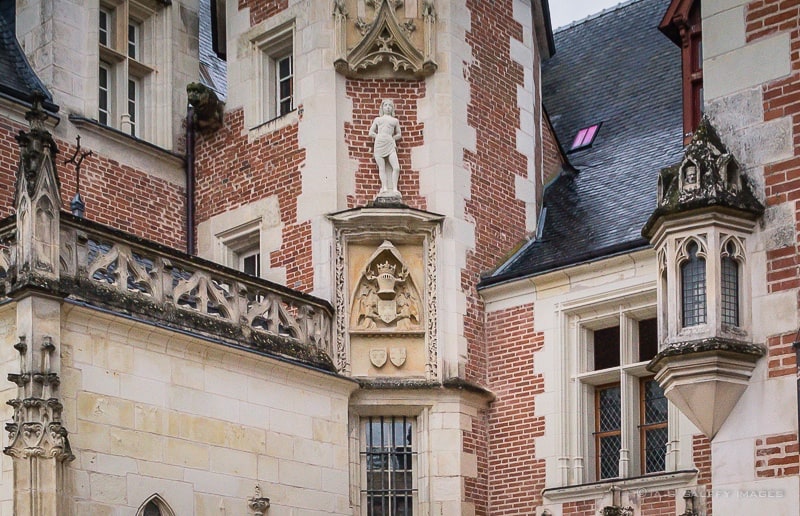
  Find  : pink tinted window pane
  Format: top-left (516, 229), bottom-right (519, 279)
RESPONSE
top-left (571, 128), bottom-right (589, 149)
top-left (584, 124), bottom-right (599, 143)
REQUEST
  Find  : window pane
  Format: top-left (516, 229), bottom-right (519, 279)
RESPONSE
top-left (681, 242), bottom-right (706, 326)
top-left (143, 501), bottom-right (161, 516)
top-left (597, 385), bottom-right (621, 432)
top-left (99, 65), bottom-right (111, 126)
top-left (644, 426), bottom-right (668, 473)
top-left (721, 244), bottom-right (739, 326)
top-left (593, 326), bottom-right (620, 370)
top-left (599, 434), bottom-right (621, 479)
top-left (638, 318), bottom-right (658, 362)
top-left (128, 79), bottom-right (137, 136)
top-left (641, 379), bottom-right (668, 474)
top-left (363, 416), bottom-right (415, 515)
top-left (99, 9), bottom-right (110, 46)
top-left (128, 22), bottom-right (139, 59)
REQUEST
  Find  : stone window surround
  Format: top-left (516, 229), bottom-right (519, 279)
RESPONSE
top-left (96, 0), bottom-right (162, 143)
top-left (349, 402), bottom-right (431, 516)
top-left (555, 285), bottom-right (685, 489)
top-left (136, 494), bottom-right (176, 516)
top-left (249, 19), bottom-right (299, 136)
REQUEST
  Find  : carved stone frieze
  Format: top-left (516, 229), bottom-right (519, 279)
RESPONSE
top-left (334, 0), bottom-right (437, 78)
top-left (329, 207), bottom-right (442, 379)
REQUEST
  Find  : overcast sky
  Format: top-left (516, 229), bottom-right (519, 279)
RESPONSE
top-left (548, 0), bottom-right (627, 30)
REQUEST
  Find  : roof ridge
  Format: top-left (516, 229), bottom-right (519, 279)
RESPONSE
top-left (553, 0), bottom-right (648, 32)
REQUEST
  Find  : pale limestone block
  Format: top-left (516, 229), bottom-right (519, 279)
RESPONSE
top-left (320, 466), bottom-right (349, 495)
top-left (77, 393), bottom-right (135, 428)
top-left (705, 34), bottom-right (791, 100)
top-left (76, 421), bottom-right (164, 462)
top-left (104, 340), bottom-right (135, 373)
top-left (183, 468), bottom-right (252, 498)
top-left (80, 364), bottom-right (122, 397)
top-left (430, 476), bottom-right (461, 501)
top-left (210, 446), bottom-right (258, 477)
top-left (132, 348), bottom-right (172, 381)
top-left (429, 429), bottom-right (462, 452)
top-left (712, 438), bottom-right (756, 484)
top-left (332, 444), bottom-right (349, 469)
top-left (168, 385), bottom-right (238, 422)
top-left (280, 459), bottom-right (322, 490)
top-left (266, 432), bottom-right (295, 460)
top-left (753, 290), bottom-right (798, 339)
top-left (194, 493), bottom-right (242, 516)
top-left (89, 472), bottom-right (127, 504)
top-left (270, 408), bottom-right (313, 439)
top-left (711, 476), bottom-right (797, 515)
top-left (239, 401), bottom-right (270, 429)
top-left (704, 0), bottom-right (747, 17)
top-left (126, 474), bottom-right (195, 515)
top-left (74, 502), bottom-right (115, 516)
top-left (292, 437), bottom-right (334, 468)
top-left (434, 451), bottom-right (461, 476)
top-left (760, 203), bottom-right (795, 252)
top-left (735, 117), bottom-right (794, 168)
top-left (163, 437), bottom-right (210, 469)
top-left (120, 374), bottom-right (167, 407)
top-left (715, 374), bottom-right (795, 441)
top-left (83, 452), bottom-right (137, 476)
top-left (204, 365), bottom-right (246, 399)
top-left (136, 460), bottom-right (184, 481)
top-left (130, 401), bottom-right (163, 432)
top-left (704, 7), bottom-right (745, 59)
top-left (72, 469), bottom-right (91, 499)
top-left (258, 455), bottom-right (280, 483)
top-left (311, 419), bottom-right (347, 446)
top-left (462, 451), bottom-right (478, 478)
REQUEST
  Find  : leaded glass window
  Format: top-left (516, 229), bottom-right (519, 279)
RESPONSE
top-left (595, 384), bottom-right (621, 480)
top-left (721, 242), bottom-right (739, 327)
top-left (681, 241), bottom-right (706, 327)
top-left (362, 416), bottom-right (415, 515)
top-left (640, 378), bottom-right (668, 474)
top-left (142, 501), bottom-right (161, 516)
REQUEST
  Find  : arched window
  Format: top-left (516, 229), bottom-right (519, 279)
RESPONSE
top-left (681, 241), bottom-right (706, 327)
top-left (721, 241), bottom-right (740, 327)
top-left (137, 495), bottom-right (174, 516)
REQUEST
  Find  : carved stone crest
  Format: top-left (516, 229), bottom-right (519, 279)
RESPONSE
top-left (369, 348), bottom-right (388, 368)
top-left (334, 0), bottom-right (437, 78)
top-left (351, 240), bottom-right (422, 331)
top-left (389, 347), bottom-right (407, 367)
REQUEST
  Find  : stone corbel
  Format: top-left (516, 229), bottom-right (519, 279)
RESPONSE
top-left (248, 486), bottom-right (270, 515)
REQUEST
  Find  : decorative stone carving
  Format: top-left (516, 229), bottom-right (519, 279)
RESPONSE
top-left (333, 0), bottom-right (437, 78)
top-left (351, 240), bottom-right (421, 330)
top-left (14, 92), bottom-right (61, 284)
top-left (330, 208), bottom-right (442, 378)
top-left (247, 485), bottom-right (270, 515)
top-left (370, 99), bottom-right (403, 202)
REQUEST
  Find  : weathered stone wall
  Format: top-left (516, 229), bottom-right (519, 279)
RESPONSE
top-left (0, 305), bottom-right (16, 514)
top-left (60, 305), bottom-right (354, 515)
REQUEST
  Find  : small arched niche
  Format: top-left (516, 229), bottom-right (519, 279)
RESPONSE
top-left (137, 494), bottom-right (175, 516)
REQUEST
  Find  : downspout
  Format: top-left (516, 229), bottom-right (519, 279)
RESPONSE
top-left (186, 104), bottom-right (196, 256)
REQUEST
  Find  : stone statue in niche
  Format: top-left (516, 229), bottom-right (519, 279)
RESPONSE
top-left (351, 240), bottom-right (422, 330)
top-left (369, 99), bottom-right (402, 200)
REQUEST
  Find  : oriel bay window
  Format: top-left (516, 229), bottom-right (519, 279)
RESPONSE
top-left (362, 416), bottom-right (416, 515)
top-left (580, 314), bottom-right (667, 481)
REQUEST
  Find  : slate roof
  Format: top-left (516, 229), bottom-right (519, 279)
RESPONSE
top-left (0, 8), bottom-right (57, 111)
top-left (482, 0), bottom-right (683, 287)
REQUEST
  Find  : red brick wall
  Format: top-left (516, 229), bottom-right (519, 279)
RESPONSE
top-left (239, 0), bottom-right (287, 26)
top-left (563, 499), bottom-right (595, 515)
top-left (0, 115), bottom-right (186, 249)
top-left (747, 0), bottom-right (800, 356)
top-left (486, 304), bottom-right (545, 514)
top-left (463, 0), bottom-right (532, 510)
top-left (693, 434), bottom-right (712, 516)
top-left (194, 108), bottom-right (313, 292)
top-left (755, 432), bottom-right (800, 478)
top-left (640, 489), bottom-right (676, 515)
top-left (344, 79), bottom-right (426, 210)
top-left (766, 331), bottom-right (797, 378)
top-left (464, 411), bottom-right (489, 515)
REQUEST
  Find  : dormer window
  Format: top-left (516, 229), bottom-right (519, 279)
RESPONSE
top-left (570, 123), bottom-right (601, 151)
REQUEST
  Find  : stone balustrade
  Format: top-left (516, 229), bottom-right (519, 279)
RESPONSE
top-left (0, 213), bottom-right (336, 372)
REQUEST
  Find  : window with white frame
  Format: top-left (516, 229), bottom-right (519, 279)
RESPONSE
top-left (98, 0), bottom-right (154, 138)
top-left (216, 220), bottom-right (262, 277)
top-left (577, 311), bottom-right (666, 482)
top-left (256, 24), bottom-right (295, 122)
top-left (361, 416), bottom-right (416, 515)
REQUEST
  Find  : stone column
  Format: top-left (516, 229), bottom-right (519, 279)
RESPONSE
top-left (4, 93), bottom-right (73, 516)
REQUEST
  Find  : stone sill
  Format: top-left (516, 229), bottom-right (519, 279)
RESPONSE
top-left (68, 115), bottom-right (184, 166)
top-left (542, 470), bottom-right (698, 503)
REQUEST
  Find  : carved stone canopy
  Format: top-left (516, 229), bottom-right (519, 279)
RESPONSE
top-left (642, 116), bottom-right (764, 238)
top-left (334, 0), bottom-right (437, 78)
